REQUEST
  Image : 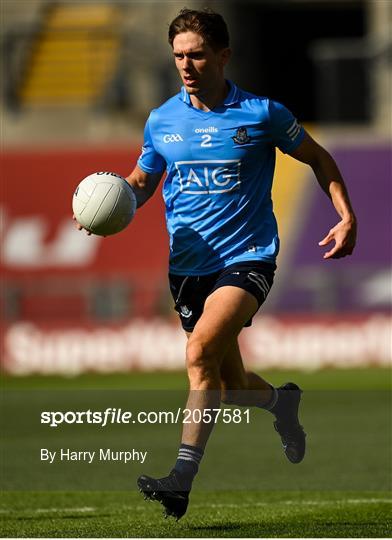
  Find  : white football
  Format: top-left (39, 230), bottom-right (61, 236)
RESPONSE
top-left (72, 172), bottom-right (136, 236)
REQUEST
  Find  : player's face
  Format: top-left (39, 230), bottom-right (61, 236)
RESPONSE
top-left (172, 31), bottom-right (230, 96)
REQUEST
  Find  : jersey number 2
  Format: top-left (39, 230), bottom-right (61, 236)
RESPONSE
top-left (200, 134), bottom-right (212, 147)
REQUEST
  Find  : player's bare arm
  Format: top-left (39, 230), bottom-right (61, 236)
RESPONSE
top-left (290, 132), bottom-right (357, 259)
top-left (125, 165), bottom-right (164, 208)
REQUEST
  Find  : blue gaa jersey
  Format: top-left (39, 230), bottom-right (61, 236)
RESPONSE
top-left (137, 81), bottom-right (305, 275)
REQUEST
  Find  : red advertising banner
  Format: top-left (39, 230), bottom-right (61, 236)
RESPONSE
top-left (1, 147), bottom-right (168, 279)
top-left (1, 314), bottom-right (390, 374)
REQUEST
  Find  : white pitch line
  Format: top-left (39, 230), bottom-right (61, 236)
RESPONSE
top-left (0, 507), bottom-right (96, 514)
top-left (35, 507), bottom-right (96, 513)
top-left (192, 499), bottom-right (392, 509)
top-left (346, 498), bottom-right (392, 504)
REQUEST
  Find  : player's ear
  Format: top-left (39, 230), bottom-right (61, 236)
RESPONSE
top-left (220, 47), bottom-right (231, 67)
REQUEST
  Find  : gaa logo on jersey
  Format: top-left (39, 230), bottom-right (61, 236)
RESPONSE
top-left (163, 133), bottom-right (183, 143)
top-left (175, 159), bottom-right (241, 194)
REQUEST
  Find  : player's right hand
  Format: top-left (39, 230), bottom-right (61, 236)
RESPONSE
top-left (72, 214), bottom-right (92, 235)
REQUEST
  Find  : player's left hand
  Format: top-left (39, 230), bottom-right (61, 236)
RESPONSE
top-left (318, 218), bottom-right (357, 259)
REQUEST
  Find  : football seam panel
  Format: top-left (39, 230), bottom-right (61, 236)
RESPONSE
top-left (89, 184), bottom-right (114, 230)
top-left (107, 185), bottom-right (122, 223)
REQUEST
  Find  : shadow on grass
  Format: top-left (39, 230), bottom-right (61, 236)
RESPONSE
top-left (187, 523), bottom-right (245, 531)
top-left (184, 520), bottom-right (390, 538)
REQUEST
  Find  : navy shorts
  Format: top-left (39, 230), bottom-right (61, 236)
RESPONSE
top-left (169, 261), bottom-right (276, 332)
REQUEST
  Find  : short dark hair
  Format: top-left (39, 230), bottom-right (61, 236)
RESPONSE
top-left (168, 8), bottom-right (230, 51)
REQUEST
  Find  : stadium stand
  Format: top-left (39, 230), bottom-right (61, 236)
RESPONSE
top-left (18, 3), bottom-right (121, 106)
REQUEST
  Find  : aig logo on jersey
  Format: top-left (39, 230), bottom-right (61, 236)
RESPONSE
top-left (175, 160), bottom-right (241, 194)
top-left (163, 133), bottom-right (183, 143)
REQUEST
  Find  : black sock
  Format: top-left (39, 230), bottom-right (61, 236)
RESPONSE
top-left (173, 444), bottom-right (204, 490)
top-left (260, 384), bottom-right (279, 411)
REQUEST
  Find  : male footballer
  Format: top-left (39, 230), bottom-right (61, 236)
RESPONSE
top-left (76, 8), bottom-right (357, 520)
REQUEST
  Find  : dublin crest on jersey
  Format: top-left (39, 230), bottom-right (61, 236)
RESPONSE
top-left (232, 126), bottom-right (251, 145)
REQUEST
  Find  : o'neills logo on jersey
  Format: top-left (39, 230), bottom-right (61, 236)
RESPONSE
top-left (175, 160), bottom-right (241, 194)
top-left (194, 127), bottom-right (218, 133)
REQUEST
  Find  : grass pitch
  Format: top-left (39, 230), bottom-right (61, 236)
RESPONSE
top-left (1, 368), bottom-right (391, 537)
top-left (1, 490), bottom-right (390, 537)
